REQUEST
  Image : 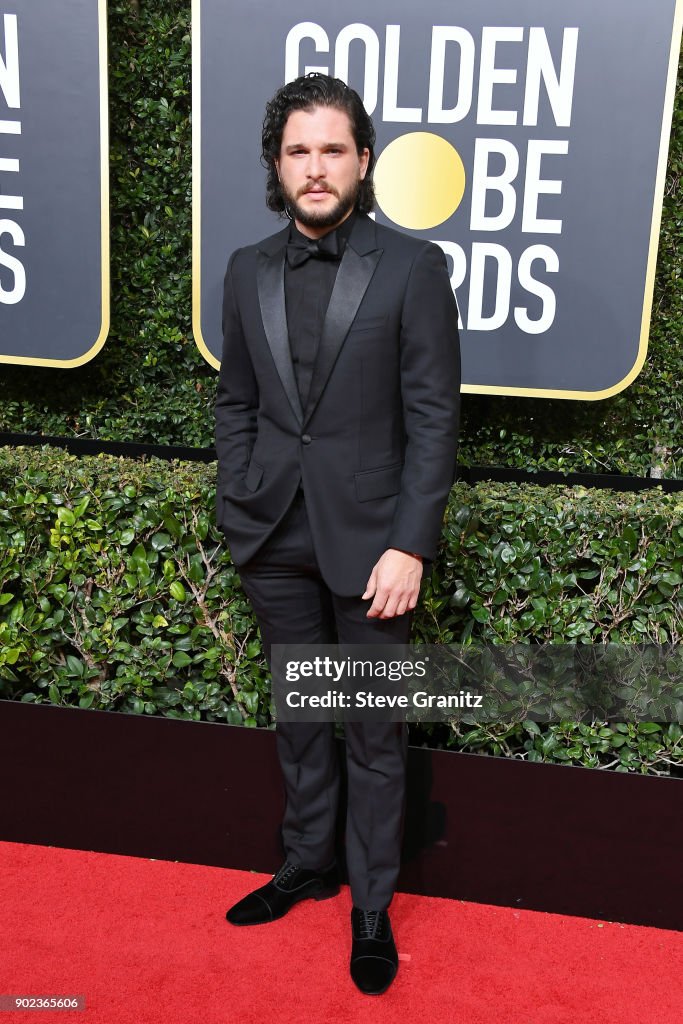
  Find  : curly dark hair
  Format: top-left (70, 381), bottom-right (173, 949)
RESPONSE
top-left (261, 73), bottom-right (376, 215)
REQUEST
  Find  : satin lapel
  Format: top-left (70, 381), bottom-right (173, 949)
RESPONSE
top-left (303, 245), bottom-right (383, 426)
top-left (257, 249), bottom-right (304, 427)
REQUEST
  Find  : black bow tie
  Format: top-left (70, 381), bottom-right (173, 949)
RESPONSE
top-left (286, 232), bottom-right (341, 268)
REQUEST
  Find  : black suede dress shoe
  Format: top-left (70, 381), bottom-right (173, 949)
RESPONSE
top-left (226, 860), bottom-right (340, 926)
top-left (350, 908), bottom-right (399, 995)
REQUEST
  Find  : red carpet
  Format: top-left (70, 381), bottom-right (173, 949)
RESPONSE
top-left (2, 841), bottom-right (681, 1023)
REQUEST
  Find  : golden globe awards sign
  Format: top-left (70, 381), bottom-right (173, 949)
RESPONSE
top-left (0, 1), bottom-right (109, 367)
top-left (193, 0), bottom-right (681, 399)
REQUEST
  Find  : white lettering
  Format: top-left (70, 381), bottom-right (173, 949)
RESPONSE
top-left (0, 157), bottom-right (22, 210)
top-left (477, 27), bottom-right (524, 126)
top-left (283, 22), bottom-right (579, 131)
top-left (468, 243), bottom-right (513, 331)
top-left (334, 24), bottom-right (380, 114)
top-left (430, 240), bottom-right (560, 334)
top-left (515, 245), bottom-right (559, 334)
top-left (0, 14), bottom-right (19, 108)
top-left (522, 140), bottom-right (568, 234)
top-left (284, 22), bottom-right (329, 81)
top-left (382, 25), bottom-right (421, 122)
top-left (427, 27), bottom-right (475, 124)
top-left (0, 218), bottom-right (25, 304)
top-left (523, 27), bottom-right (579, 128)
top-left (470, 139), bottom-right (519, 232)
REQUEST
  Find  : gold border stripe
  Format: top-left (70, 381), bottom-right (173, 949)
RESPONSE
top-left (191, 0), bottom-right (218, 368)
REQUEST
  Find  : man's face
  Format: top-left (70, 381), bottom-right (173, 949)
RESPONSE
top-left (275, 105), bottom-right (370, 238)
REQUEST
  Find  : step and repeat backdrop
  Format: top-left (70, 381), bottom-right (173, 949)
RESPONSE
top-left (192, 0), bottom-right (681, 399)
top-left (0, 0), bottom-right (109, 367)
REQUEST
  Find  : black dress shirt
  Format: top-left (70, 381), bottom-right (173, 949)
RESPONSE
top-left (284, 211), bottom-right (356, 407)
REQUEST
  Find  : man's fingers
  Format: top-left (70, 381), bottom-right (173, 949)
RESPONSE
top-left (364, 550), bottom-right (422, 617)
top-left (379, 596), bottom-right (401, 619)
top-left (366, 585), bottom-right (389, 618)
top-left (374, 584), bottom-right (419, 619)
top-left (379, 587), bottom-right (414, 619)
top-left (392, 599), bottom-right (410, 618)
top-left (362, 566), bottom-right (378, 601)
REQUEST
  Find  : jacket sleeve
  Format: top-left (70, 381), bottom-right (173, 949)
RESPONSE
top-left (214, 250), bottom-right (259, 501)
top-left (387, 241), bottom-right (461, 560)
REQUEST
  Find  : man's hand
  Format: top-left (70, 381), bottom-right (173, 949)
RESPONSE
top-left (362, 548), bottom-right (423, 619)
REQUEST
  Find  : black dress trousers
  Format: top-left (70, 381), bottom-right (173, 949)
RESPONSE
top-left (238, 489), bottom-right (411, 911)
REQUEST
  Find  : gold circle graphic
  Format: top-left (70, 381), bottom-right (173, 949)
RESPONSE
top-left (374, 132), bottom-right (466, 231)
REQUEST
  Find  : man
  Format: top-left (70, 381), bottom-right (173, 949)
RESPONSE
top-left (215, 73), bottom-right (460, 995)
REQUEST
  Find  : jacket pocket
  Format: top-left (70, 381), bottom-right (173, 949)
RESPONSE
top-left (245, 459), bottom-right (264, 493)
top-left (354, 462), bottom-right (403, 502)
top-left (349, 314), bottom-right (388, 333)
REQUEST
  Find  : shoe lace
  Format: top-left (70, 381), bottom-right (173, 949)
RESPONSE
top-left (357, 910), bottom-right (383, 940)
top-left (274, 861), bottom-right (299, 886)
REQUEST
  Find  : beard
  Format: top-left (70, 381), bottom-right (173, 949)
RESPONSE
top-left (282, 178), bottom-right (361, 230)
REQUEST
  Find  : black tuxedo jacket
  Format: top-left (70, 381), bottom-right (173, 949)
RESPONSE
top-left (215, 212), bottom-right (460, 596)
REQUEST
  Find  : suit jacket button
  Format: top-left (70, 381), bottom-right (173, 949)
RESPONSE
top-left (301, 434), bottom-right (312, 445)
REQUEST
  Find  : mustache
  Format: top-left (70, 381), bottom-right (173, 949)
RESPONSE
top-left (297, 182), bottom-right (339, 198)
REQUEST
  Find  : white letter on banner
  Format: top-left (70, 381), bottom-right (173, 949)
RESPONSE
top-left (383, 25), bottom-right (422, 122)
top-left (0, 14), bottom-right (20, 108)
top-left (468, 243), bottom-right (512, 331)
top-left (524, 28), bottom-right (579, 128)
top-left (522, 141), bottom-right (568, 234)
top-left (285, 23), bottom-right (329, 81)
top-left (0, 158), bottom-right (22, 210)
top-left (334, 24), bottom-right (380, 114)
top-left (515, 245), bottom-right (559, 334)
top-left (470, 139), bottom-right (519, 231)
top-left (427, 27), bottom-right (475, 124)
top-left (0, 219), bottom-right (26, 304)
top-left (477, 27), bottom-right (524, 126)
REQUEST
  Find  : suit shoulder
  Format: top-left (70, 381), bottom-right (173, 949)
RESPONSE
top-left (372, 220), bottom-right (445, 263)
top-left (225, 224), bottom-right (289, 270)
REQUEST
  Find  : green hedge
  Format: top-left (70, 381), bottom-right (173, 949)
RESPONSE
top-left (0, 1), bottom-right (680, 477)
top-left (1, 445), bottom-right (681, 775)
